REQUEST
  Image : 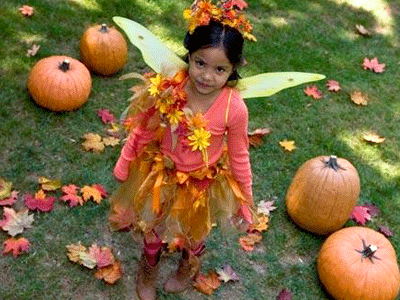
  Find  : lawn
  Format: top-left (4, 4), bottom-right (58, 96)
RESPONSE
top-left (1, 0), bottom-right (400, 299)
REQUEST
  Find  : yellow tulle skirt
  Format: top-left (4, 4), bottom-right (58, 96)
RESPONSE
top-left (109, 142), bottom-right (252, 245)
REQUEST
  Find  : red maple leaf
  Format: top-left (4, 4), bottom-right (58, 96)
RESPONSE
top-left (350, 206), bottom-right (371, 225)
top-left (304, 85), bottom-right (323, 99)
top-left (277, 288), bottom-right (293, 300)
top-left (97, 109), bottom-right (116, 124)
top-left (362, 203), bottom-right (380, 217)
top-left (222, 0), bottom-right (248, 10)
top-left (24, 190), bottom-right (55, 212)
top-left (89, 244), bottom-right (115, 268)
top-left (60, 184), bottom-right (84, 207)
top-left (3, 237), bottom-right (31, 258)
top-left (326, 80), bottom-right (341, 92)
top-left (92, 184), bottom-right (108, 198)
top-left (362, 57), bottom-right (385, 73)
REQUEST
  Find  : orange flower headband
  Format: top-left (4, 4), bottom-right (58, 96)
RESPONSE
top-left (183, 0), bottom-right (257, 42)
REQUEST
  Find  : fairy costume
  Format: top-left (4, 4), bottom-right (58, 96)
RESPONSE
top-left (109, 68), bottom-right (255, 244)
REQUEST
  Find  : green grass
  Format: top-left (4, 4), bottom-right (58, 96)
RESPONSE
top-left (1, 0), bottom-right (400, 299)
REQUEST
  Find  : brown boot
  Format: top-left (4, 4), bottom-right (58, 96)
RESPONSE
top-left (136, 254), bottom-right (159, 300)
top-left (163, 249), bottom-right (200, 293)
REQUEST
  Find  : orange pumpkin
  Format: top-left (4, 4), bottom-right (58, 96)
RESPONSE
top-left (286, 155), bottom-right (360, 235)
top-left (317, 226), bottom-right (400, 300)
top-left (79, 23), bottom-right (128, 76)
top-left (27, 56), bottom-right (92, 111)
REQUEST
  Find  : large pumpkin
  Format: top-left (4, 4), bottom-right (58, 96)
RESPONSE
top-left (286, 155), bottom-right (360, 235)
top-left (79, 23), bottom-right (128, 76)
top-left (317, 226), bottom-right (400, 300)
top-left (27, 56), bottom-right (92, 111)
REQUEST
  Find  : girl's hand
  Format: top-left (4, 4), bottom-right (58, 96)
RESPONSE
top-left (113, 165), bottom-right (129, 182)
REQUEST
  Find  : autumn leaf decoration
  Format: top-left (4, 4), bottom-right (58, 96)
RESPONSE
top-left (66, 242), bottom-right (123, 284)
top-left (304, 85), bottom-right (323, 99)
top-left (279, 139), bottom-right (296, 152)
top-left (19, 5), bottom-right (34, 17)
top-left (362, 57), bottom-right (385, 73)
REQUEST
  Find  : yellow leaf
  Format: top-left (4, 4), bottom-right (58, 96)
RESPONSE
top-left (66, 242), bottom-right (87, 263)
top-left (81, 185), bottom-right (103, 204)
top-left (350, 91), bottom-right (368, 106)
top-left (279, 139), bottom-right (296, 151)
top-left (94, 261), bottom-right (123, 284)
top-left (363, 132), bottom-right (385, 144)
top-left (0, 178), bottom-right (13, 200)
top-left (103, 136), bottom-right (120, 147)
top-left (38, 176), bottom-right (62, 191)
top-left (82, 133), bottom-right (105, 152)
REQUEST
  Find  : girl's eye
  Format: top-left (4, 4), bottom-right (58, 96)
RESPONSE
top-left (195, 60), bottom-right (205, 67)
top-left (216, 67), bottom-right (226, 74)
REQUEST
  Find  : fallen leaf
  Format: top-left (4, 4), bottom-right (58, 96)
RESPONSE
top-left (3, 237), bottom-right (31, 258)
top-left (216, 265), bottom-right (240, 283)
top-left (0, 178), bottom-right (13, 199)
top-left (362, 203), bottom-right (380, 217)
top-left (326, 80), bottom-right (341, 92)
top-left (277, 288), bottom-right (293, 300)
top-left (350, 91), bottom-right (368, 106)
top-left (193, 271), bottom-right (221, 295)
top-left (24, 190), bottom-right (55, 212)
top-left (27, 44), bottom-right (40, 57)
top-left (248, 214), bottom-right (269, 233)
top-left (0, 207), bottom-right (34, 236)
top-left (19, 5), bottom-right (34, 17)
top-left (79, 251), bottom-right (97, 269)
top-left (355, 24), bottom-right (371, 36)
top-left (350, 206), bottom-right (371, 225)
top-left (94, 261), bottom-right (123, 284)
top-left (97, 109), bottom-right (116, 124)
top-left (103, 136), bottom-right (120, 147)
top-left (38, 176), bottom-right (62, 191)
top-left (89, 244), bottom-right (115, 268)
top-left (304, 85), bottom-right (323, 99)
top-left (248, 128), bottom-right (271, 147)
top-left (279, 140), bottom-right (296, 152)
top-left (66, 242), bottom-right (87, 263)
top-left (378, 225), bottom-right (393, 238)
top-left (362, 57), bottom-right (385, 73)
top-left (105, 122), bottom-right (123, 138)
top-left (61, 184), bottom-right (85, 207)
top-left (82, 133), bottom-right (105, 152)
top-left (92, 184), bottom-right (108, 198)
top-left (363, 132), bottom-right (385, 144)
top-left (81, 185), bottom-right (104, 204)
top-left (0, 191), bottom-right (19, 206)
top-left (238, 232), bottom-right (262, 251)
top-left (257, 199), bottom-right (277, 216)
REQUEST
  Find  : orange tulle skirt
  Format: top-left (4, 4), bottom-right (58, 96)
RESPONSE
top-left (109, 142), bottom-right (252, 245)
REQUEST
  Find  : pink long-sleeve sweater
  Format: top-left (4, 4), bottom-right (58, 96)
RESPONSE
top-left (114, 86), bottom-right (253, 201)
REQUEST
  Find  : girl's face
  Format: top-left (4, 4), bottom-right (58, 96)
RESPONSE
top-left (187, 47), bottom-right (233, 98)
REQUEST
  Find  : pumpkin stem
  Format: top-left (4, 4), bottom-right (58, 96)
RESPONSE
top-left (324, 155), bottom-right (345, 171)
top-left (99, 23), bottom-right (109, 33)
top-left (59, 60), bottom-right (70, 72)
top-left (356, 239), bottom-right (380, 263)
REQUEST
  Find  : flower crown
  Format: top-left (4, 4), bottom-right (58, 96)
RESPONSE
top-left (183, 0), bottom-right (256, 42)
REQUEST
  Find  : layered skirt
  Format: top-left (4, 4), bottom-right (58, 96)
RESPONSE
top-left (109, 142), bottom-right (251, 245)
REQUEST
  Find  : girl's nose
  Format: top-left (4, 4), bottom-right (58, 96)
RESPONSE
top-left (202, 68), bottom-right (213, 81)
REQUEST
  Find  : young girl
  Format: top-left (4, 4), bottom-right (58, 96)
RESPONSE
top-left (109, 1), bottom-right (257, 299)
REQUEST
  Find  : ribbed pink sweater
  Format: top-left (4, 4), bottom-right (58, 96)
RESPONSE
top-left (114, 87), bottom-right (253, 201)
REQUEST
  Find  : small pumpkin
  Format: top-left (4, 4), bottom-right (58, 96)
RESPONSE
top-left (317, 226), bottom-right (400, 300)
top-left (27, 56), bottom-right (92, 111)
top-left (286, 155), bottom-right (360, 235)
top-left (79, 23), bottom-right (128, 76)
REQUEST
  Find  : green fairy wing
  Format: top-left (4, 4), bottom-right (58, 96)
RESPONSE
top-left (113, 16), bottom-right (187, 77)
top-left (113, 16), bottom-right (325, 98)
top-left (237, 72), bottom-right (325, 99)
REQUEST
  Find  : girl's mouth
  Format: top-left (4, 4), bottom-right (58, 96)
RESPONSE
top-left (196, 81), bottom-right (212, 89)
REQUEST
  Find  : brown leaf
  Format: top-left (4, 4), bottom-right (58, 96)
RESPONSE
top-left (363, 132), bottom-right (385, 144)
top-left (19, 5), bottom-right (34, 17)
top-left (193, 271), bottom-right (221, 295)
top-left (27, 44), bottom-right (40, 57)
top-left (248, 128), bottom-right (271, 147)
top-left (238, 232), bottom-right (262, 251)
top-left (355, 24), bottom-right (372, 36)
top-left (350, 91), bottom-right (368, 106)
top-left (82, 133), bottom-right (105, 152)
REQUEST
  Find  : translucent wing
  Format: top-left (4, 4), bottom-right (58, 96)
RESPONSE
top-left (238, 72), bottom-right (326, 99)
top-left (113, 16), bottom-right (187, 77)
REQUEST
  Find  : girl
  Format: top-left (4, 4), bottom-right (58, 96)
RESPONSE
top-left (109, 2), bottom-right (256, 299)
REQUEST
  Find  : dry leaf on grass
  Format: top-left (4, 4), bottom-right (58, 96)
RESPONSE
top-left (0, 191), bottom-right (18, 206)
top-left (363, 132), bottom-right (385, 144)
top-left (350, 91), bottom-right (368, 106)
top-left (24, 190), bottom-right (55, 212)
top-left (82, 133), bottom-right (105, 152)
top-left (0, 178), bottom-right (13, 200)
top-left (61, 184), bottom-right (85, 207)
top-left (81, 184), bottom-right (107, 204)
top-left (326, 80), bottom-right (341, 92)
top-left (103, 136), bottom-right (120, 147)
top-left (362, 57), bottom-right (385, 73)
top-left (2, 237), bottom-right (31, 258)
top-left (0, 207), bottom-right (34, 236)
top-left (279, 140), bottom-right (296, 152)
top-left (304, 85), bottom-right (323, 99)
top-left (97, 109), bottom-right (116, 124)
top-left (193, 271), bottom-right (221, 295)
top-left (38, 176), bottom-right (62, 191)
top-left (248, 128), bottom-right (271, 147)
top-left (355, 24), bottom-right (372, 36)
top-left (27, 44), bottom-right (40, 57)
top-left (216, 264), bottom-right (240, 283)
top-left (238, 232), bottom-right (262, 251)
top-left (94, 261), bottom-right (123, 284)
top-left (350, 206), bottom-right (371, 225)
top-left (19, 5), bottom-right (34, 17)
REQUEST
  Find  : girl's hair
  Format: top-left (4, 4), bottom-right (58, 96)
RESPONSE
top-left (184, 21), bottom-right (244, 86)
